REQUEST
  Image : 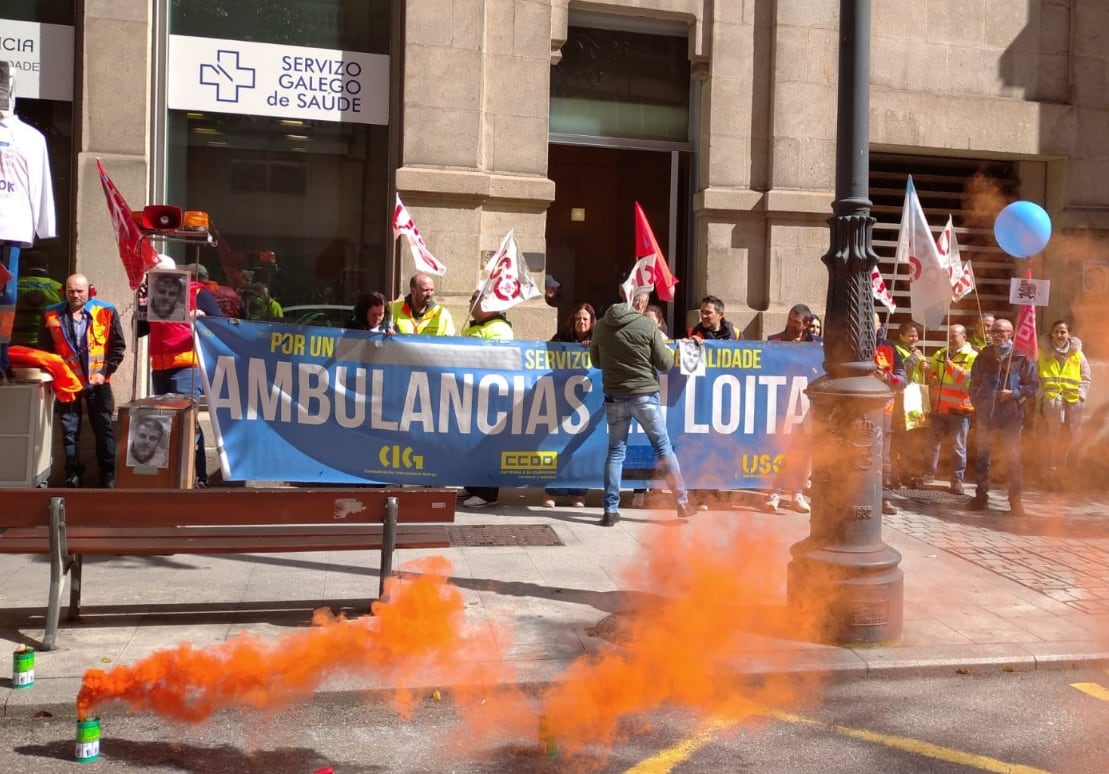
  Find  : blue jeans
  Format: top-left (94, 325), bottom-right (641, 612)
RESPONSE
top-left (152, 366), bottom-right (208, 482)
top-left (603, 392), bottom-right (687, 513)
top-left (926, 413), bottom-right (970, 482)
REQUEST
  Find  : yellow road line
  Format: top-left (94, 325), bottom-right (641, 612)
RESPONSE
top-left (623, 716), bottom-right (732, 774)
top-left (625, 709), bottom-right (1056, 774)
top-left (763, 709), bottom-right (1055, 774)
top-left (1070, 682), bottom-right (1109, 702)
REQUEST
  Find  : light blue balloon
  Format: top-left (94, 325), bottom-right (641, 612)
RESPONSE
top-left (993, 200), bottom-right (1052, 258)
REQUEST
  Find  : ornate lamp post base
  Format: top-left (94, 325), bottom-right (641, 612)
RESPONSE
top-left (788, 374), bottom-right (904, 645)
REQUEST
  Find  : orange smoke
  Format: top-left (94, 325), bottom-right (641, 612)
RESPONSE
top-left (530, 515), bottom-right (815, 757)
top-left (964, 172), bottom-right (1009, 231)
top-left (76, 556), bottom-right (508, 721)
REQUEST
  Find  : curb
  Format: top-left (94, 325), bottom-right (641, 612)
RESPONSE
top-left (7, 650), bottom-right (1109, 720)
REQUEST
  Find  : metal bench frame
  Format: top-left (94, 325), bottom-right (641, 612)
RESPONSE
top-left (0, 488), bottom-right (456, 650)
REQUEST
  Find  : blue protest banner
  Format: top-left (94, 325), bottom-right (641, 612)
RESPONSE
top-left (195, 318), bottom-right (823, 488)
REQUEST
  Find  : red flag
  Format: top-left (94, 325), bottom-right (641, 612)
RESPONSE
top-left (96, 158), bottom-right (160, 290)
top-left (1013, 267), bottom-right (1038, 359)
top-left (633, 202), bottom-right (679, 302)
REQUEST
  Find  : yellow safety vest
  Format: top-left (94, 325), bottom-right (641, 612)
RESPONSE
top-left (390, 298), bottom-right (456, 336)
top-left (1038, 349), bottom-right (1083, 403)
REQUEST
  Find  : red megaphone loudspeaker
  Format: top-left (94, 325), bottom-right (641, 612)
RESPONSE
top-left (141, 205), bottom-right (183, 231)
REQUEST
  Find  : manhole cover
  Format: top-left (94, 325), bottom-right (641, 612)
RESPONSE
top-left (446, 524), bottom-right (563, 547)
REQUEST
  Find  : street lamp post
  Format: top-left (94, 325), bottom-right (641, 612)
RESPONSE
top-left (786, 0), bottom-right (904, 644)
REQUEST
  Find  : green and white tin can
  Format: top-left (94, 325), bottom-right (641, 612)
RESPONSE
top-left (75, 717), bottom-right (101, 763)
top-left (12, 647), bottom-right (34, 689)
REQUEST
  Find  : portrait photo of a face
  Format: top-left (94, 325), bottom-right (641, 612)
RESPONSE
top-left (146, 270), bottom-right (189, 323)
top-left (126, 411), bottom-right (172, 469)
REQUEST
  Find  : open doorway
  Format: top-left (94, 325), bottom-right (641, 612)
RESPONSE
top-left (546, 143), bottom-right (690, 330)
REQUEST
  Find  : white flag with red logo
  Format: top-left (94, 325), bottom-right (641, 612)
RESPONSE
top-left (633, 202), bottom-right (679, 302)
top-left (951, 260), bottom-right (976, 303)
top-left (477, 229), bottom-right (540, 312)
top-left (870, 266), bottom-right (896, 311)
top-left (392, 194), bottom-right (446, 275)
top-left (621, 256), bottom-right (656, 304)
top-left (936, 215), bottom-right (976, 302)
top-left (1013, 269), bottom-right (1038, 358)
top-left (895, 177), bottom-right (949, 328)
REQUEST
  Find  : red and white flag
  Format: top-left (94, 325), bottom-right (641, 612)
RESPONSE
top-left (870, 266), bottom-right (896, 311)
top-left (895, 177), bottom-right (949, 328)
top-left (951, 260), bottom-right (976, 303)
top-left (96, 158), bottom-right (160, 290)
top-left (936, 215), bottom-right (976, 302)
top-left (1013, 268), bottom-right (1039, 359)
top-left (477, 230), bottom-right (540, 312)
top-left (633, 202), bottom-right (679, 302)
top-left (621, 256), bottom-right (655, 304)
top-left (392, 194), bottom-right (446, 275)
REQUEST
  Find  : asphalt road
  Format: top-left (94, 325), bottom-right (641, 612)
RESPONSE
top-left (3, 668), bottom-right (1107, 773)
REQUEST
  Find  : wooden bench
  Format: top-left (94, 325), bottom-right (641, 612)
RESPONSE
top-left (0, 487), bottom-right (456, 650)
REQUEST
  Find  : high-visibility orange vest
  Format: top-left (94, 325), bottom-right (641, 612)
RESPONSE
top-left (41, 299), bottom-right (118, 386)
top-left (929, 345), bottom-right (977, 414)
top-left (149, 282), bottom-right (202, 370)
top-left (874, 342), bottom-right (897, 415)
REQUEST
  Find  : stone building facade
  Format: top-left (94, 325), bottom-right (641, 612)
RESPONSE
top-left (4, 0), bottom-right (1107, 400)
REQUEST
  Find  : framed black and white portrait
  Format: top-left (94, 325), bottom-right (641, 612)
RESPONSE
top-left (146, 269), bottom-right (189, 323)
top-left (126, 410), bottom-right (172, 470)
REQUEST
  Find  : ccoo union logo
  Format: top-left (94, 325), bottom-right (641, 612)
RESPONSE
top-left (501, 451), bottom-right (558, 472)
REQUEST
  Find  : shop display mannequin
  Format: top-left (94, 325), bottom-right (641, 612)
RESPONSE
top-left (0, 62), bottom-right (57, 380)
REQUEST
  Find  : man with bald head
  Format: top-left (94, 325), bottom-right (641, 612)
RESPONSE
top-left (389, 272), bottom-right (455, 335)
top-left (39, 273), bottom-right (126, 487)
top-left (924, 323), bottom-right (979, 494)
top-left (968, 317), bottom-right (1039, 516)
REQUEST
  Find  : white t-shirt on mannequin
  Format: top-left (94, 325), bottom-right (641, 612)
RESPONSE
top-left (0, 112), bottom-right (56, 246)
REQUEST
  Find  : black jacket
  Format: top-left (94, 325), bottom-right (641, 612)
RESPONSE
top-left (969, 345), bottom-right (1039, 426)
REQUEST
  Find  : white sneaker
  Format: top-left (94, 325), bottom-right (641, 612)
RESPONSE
top-left (463, 495), bottom-right (497, 508)
top-left (541, 498), bottom-right (556, 508)
top-left (765, 492), bottom-right (781, 512)
top-left (791, 493), bottom-right (811, 513)
top-left (632, 492), bottom-right (646, 508)
top-left (571, 497), bottom-right (586, 508)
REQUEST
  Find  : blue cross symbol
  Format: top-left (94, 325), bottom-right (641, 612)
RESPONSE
top-left (199, 50), bottom-right (257, 103)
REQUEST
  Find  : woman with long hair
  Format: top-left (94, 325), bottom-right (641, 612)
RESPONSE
top-left (544, 302), bottom-right (596, 508)
top-left (551, 303), bottom-right (595, 346)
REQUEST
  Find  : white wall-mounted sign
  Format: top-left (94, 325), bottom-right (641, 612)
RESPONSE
top-left (167, 35), bottom-right (389, 125)
top-left (0, 19), bottom-right (75, 102)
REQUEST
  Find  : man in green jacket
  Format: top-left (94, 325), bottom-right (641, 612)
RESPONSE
top-left (590, 301), bottom-right (693, 526)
